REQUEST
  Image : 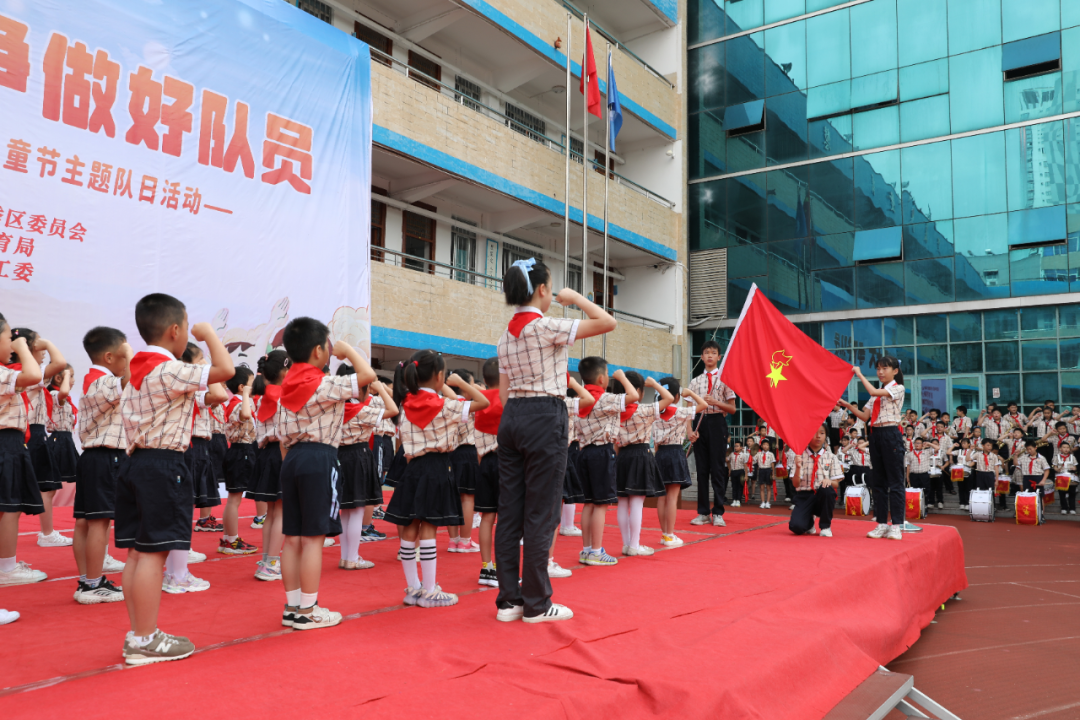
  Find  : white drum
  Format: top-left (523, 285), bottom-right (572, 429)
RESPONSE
top-left (844, 484), bottom-right (871, 516)
top-left (969, 488), bottom-right (995, 523)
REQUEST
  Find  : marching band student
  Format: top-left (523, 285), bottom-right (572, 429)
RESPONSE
top-left (789, 425), bottom-right (844, 537)
top-left (0, 317), bottom-right (46, 588)
top-left (547, 375), bottom-right (593, 579)
top-left (904, 437), bottom-right (932, 501)
top-left (494, 258), bottom-right (615, 624)
top-left (613, 372), bottom-right (674, 557)
top-left (753, 439), bottom-right (775, 508)
top-left (473, 357), bottom-right (503, 587)
top-left (848, 432), bottom-right (871, 490)
top-left (1004, 401), bottom-right (1027, 435)
top-left (219, 368), bottom-right (258, 557)
top-left (726, 438), bottom-right (750, 508)
top-left (385, 350), bottom-right (487, 610)
top-left (654, 380), bottom-right (706, 547)
top-left (978, 406), bottom-right (1007, 445)
top-left (687, 340), bottom-right (738, 528)
top-left (952, 405), bottom-right (972, 439)
top-left (47, 366), bottom-right (80, 487)
top-left (1044, 421), bottom-right (1074, 459)
top-left (927, 439), bottom-right (946, 509)
top-left (916, 408), bottom-right (940, 439)
top-left (902, 425), bottom-right (916, 453)
top-left (117, 293), bottom-right (233, 665)
top-left (836, 357), bottom-right (907, 541)
top-left (447, 368), bottom-right (480, 554)
top-left (827, 406), bottom-right (847, 449)
top-left (1053, 442), bottom-right (1077, 515)
top-left (835, 435), bottom-right (853, 505)
top-left (952, 437), bottom-right (974, 510)
top-left (969, 438), bottom-right (1004, 512)
top-left (248, 350), bottom-right (289, 581)
top-left (1019, 440), bottom-right (1051, 498)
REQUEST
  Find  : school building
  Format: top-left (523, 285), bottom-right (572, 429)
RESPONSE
top-left (688, 0), bottom-right (1080, 431)
top-left (283, 0), bottom-right (687, 380)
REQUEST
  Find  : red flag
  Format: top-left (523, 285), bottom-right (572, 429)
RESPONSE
top-left (718, 284), bottom-right (853, 454)
top-left (579, 27), bottom-right (602, 118)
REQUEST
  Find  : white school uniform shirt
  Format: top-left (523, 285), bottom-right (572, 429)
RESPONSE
top-left (1053, 453), bottom-right (1077, 482)
top-left (687, 368), bottom-right (735, 416)
top-left (496, 306), bottom-right (578, 399)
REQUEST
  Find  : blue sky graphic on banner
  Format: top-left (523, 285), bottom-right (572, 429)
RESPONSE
top-left (0, 0), bottom-right (372, 377)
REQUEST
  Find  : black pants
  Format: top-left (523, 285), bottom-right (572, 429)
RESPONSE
top-left (729, 470), bottom-right (745, 503)
top-left (789, 487), bottom-right (836, 534)
top-left (781, 473), bottom-right (795, 501)
top-left (495, 397), bottom-right (566, 618)
top-left (928, 474), bottom-right (945, 505)
top-left (973, 470), bottom-right (995, 491)
top-left (692, 414), bottom-right (728, 517)
top-left (958, 474), bottom-right (971, 504)
top-left (868, 427), bottom-right (905, 525)
top-left (1059, 485), bottom-right (1077, 512)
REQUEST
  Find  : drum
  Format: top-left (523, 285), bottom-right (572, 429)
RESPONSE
top-left (995, 476), bottom-right (1011, 496)
top-left (1043, 485), bottom-right (1056, 504)
top-left (969, 489), bottom-right (995, 522)
top-left (844, 485), bottom-right (871, 516)
top-left (774, 468), bottom-right (788, 480)
top-left (905, 488), bottom-right (926, 520)
top-left (1055, 474), bottom-right (1074, 491)
top-left (950, 465), bottom-right (965, 482)
top-left (1015, 490), bottom-right (1044, 526)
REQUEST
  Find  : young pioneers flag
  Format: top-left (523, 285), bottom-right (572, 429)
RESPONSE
top-left (580, 26), bottom-right (602, 118)
top-left (718, 284), bottom-right (853, 454)
top-left (607, 51), bottom-right (623, 151)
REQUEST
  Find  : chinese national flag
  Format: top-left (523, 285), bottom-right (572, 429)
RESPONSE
top-left (579, 27), bottom-right (602, 118)
top-left (719, 284), bottom-right (853, 454)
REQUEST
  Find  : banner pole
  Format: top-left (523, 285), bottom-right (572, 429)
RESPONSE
top-left (563, 13), bottom-right (572, 320)
top-left (581, 13), bottom-right (589, 360)
top-left (602, 44), bottom-right (611, 360)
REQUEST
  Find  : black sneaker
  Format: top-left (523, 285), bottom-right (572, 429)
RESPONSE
top-left (282, 604), bottom-right (298, 627)
top-left (73, 580), bottom-right (87, 601)
top-left (361, 524), bottom-right (386, 542)
top-left (478, 567), bottom-right (498, 587)
top-left (77, 578), bottom-right (124, 604)
top-left (372, 506), bottom-right (385, 520)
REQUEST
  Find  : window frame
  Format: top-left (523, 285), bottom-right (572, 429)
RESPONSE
top-left (402, 202), bottom-right (436, 275)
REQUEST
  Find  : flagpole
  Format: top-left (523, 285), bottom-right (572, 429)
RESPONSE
top-left (601, 44), bottom-right (611, 360)
top-left (563, 13), bottom-right (572, 320)
top-left (580, 12), bottom-right (590, 361)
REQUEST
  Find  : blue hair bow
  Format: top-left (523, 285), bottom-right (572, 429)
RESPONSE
top-left (512, 258), bottom-right (536, 296)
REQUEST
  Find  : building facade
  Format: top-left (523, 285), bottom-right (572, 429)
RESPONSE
top-left (688, 0), bottom-right (1080, 428)
top-left (285, 0), bottom-right (688, 380)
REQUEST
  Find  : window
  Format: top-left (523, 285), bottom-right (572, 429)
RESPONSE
top-left (724, 100), bottom-right (765, 136)
top-left (403, 207), bottom-right (435, 274)
top-left (408, 51), bottom-right (441, 91)
top-left (298, 0), bottom-right (331, 24)
top-left (454, 75), bottom-right (482, 112)
top-left (506, 103), bottom-right (546, 143)
top-left (853, 226), bottom-right (903, 263)
top-left (567, 263), bottom-right (582, 293)
top-left (567, 135), bottom-right (584, 165)
top-left (1002, 32), bottom-right (1061, 81)
top-left (502, 242), bottom-right (540, 276)
top-left (592, 150), bottom-right (615, 178)
top-left (593, 262), bottom-right (616, 310)
top-left (371, 187), bottom-right (387, 263)
top-left (450, 220), bottom-right (477, 284)
top-left (354, 22), bottom-right (392, 67)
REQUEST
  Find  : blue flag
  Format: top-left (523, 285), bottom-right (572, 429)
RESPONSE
top-left (607, 52), bottom-right (623, 152)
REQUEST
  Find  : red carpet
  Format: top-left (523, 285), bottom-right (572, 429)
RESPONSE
top-left (1, 500), bottom-right (965, 719)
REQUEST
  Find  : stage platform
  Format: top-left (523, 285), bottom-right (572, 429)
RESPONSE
top-left (0, 499), bottom-right (966, 719)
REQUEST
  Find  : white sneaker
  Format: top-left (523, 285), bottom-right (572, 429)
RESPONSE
top-left (37, 530), bottom-right (72, 547)
top-left (522, 603), bottom-right (574, 623)
top-left (806, 527), bottom-right (818, 536)
top-left (690, 515), bottom-right (710, 525)
top-left (323, 537), bottom-right (335, 547)
top-left (496, 604), bottom-right (525, 622)
top-left (937, 502), bottom-right (944, 509)
top-left (712, 515), bottom-right (726, 527)
top-left (731, 500), bottom-right (741, 507)
top-left (102, 553), bottom-right (126, 573)
top-left (472, 513), bottom-right (481, 529)
top-left (254, 560), bottom-right (282, 581)
top-left (661, 534), bottom-right (684, 548)
top-left (0, 608), bottom-right (19, 624)
top-left (547, 559), bottom-right (572, 578)
top-left (867, 523), bottom-right (889, 539)
top-left (764, 502), bottom-right (771, 509)
top-left (559, 525), bottom-right (583, 536)
top-left (0, 561), bottom-right (47, 585)
top-left (1063, 509), bottom-right (1069, 515)
top-left (162, 572), bottom-right (211, 594)
top-left (1071, 511), bottom-right (1077, 515)
top-left (759, 502), bottom-right (765, 508)
top-left (819, 528), bottom-right (833, 538)
top-left (291, 605), bottom-right (342, 630)
top-left (886, 525), bottom-right (903, 540)
top-left (187, 548), bottom-right (206, 564)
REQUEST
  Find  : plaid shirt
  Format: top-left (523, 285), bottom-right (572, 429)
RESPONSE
top-left (79, 369), bottom-right (126, 450)
top-left (1031, 417), bottom-right (1057, 437)
top-left (373, 397), bottom-right (396, 435)
top-left (970, 450), bottom-right (1002, 473)
top-left (828, 407), bottom-right (847, 428)
top-left (120, 347), bottom-right (209, 454)
top-left (224, 401), bottom-right (257, 444)
top-left (400, 389), bottom-right (469, 458)
top-left (794, 447), bottom-right (844, 490)
top-left (25, 382), bottom-right (50, 426)
top-left (192, 394), bottom-right (215, 439)
top-left (951, 416), bottom-right (972, 437)
top-left (454, 410), bottom-right (476, 449)
top-left (476, 425), bottom-right (498, 458)
top-left (1018, 454), bottom-right (1050, 476)
top-left (979, 416), bottom-right (1007, 440)
top-left (210, 407), bottom-right (227, 436)
top-left (653, 405), bottom-right (696, 447)
top-left (617, 402), bottom-right (660, 446)
top-left (565, 397), bottom-right (579, 445)
top-left (340, 399), bottom-right (384, 446)
top-left (687, 369), bottom-right (736, 415)
top-left (254, 395), bottom-right (280, 448)
top-left (862, 382), bottom-right (905, 426)
top-left (849, 445), bottom-right (872, 469)
top-left (276, 374), bottom-right (360, 449)
top-left (905, 449), bottom-right (934, 474)
top-left (575, 392), bottom-right (625, 447)
top-left (0, 366), bottom-right (26, 432)
top-left (47, 391), bottom-right (77, 432)
top-left (753, 450), bottom-right (774, 470)
top-left (497, 309), bottom-right (579, 399)
top-left (728, 448), bottom-right (751, 472)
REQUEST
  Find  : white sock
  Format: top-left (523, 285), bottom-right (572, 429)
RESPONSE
top-left (300, 591), bottom-right (317, 609)
top-left (224, 534), bottom-right (237, 543)
top-left (399, 541), bottom-right (419, 588)
top-left (165, 549), bottom-right (188, 578)
top-left (285, 588), bottom-right (302, 607)
top-left (86, 576), bottom-right (101, 588)
top-left (0, 556), bottom-right (16, 573)
top-left (561, 503), bottom-right (576, 528)
top-left (582, 545), bottom-right (592, 555)
top-left (79, 574), bottom-right (87, 583)
top-left (131, 631), bottom-right (157, 647)
top-left (616, 498), bottom-right (631, 547)
top-left (342, 508), bottom-right (365, 563)
top-left (629, 496), bottom-right (645, 549)
top-left (419, 539), bottom-right (437, 591)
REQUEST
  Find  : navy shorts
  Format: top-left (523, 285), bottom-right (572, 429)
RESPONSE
top-left (74, 447), bottom-right (126, 519)
top-left (114, 449), bottom-right (193, 553)
top-left (280, 442), bottom-right (342, 537)
top-left (578, 443), bottom-right (617, 505)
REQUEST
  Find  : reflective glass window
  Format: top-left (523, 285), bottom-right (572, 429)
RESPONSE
top-left (953, 214), bottom-right (1011, 300)
top-left (984, 308), bottom-right (1020, 340)
top-left (1010, 245), bottom-right (1071, 296)
top-left (764, 0), bottom-right (805, 24)
top-left (807, 0), bottom-right (850, 10)
top-left (724, 0), bottom-right (763, 34)
top-left (726, 34), bottom-right (766, 106)
top-left (795, 321), bottom-right (822, 343)
top-left (1065, 2), bottom-right (1080, 29)
top-left (766, 166), bottom-right (810, 241)
top-left (852, 70), bottom-right (898, 108)
top-left (689, 45), bottom-right (726, 113)
top-left (727, 243), bottom-right (768, 278)
top-left (853, 105), bottom-right (900, 151)
top-left (808, 81), bottom-right (852, 119)
top-left (807, 9), bottom-right (850, 88)
top-left (726, 132), bottom-right (766, 172)
top-left (808, 158), bottom-right (855, 233)
top-left (764, 20), bottom-right (807, 96)
top-left (1023, 373), bottom-right (1059, 404)
top-left (947, 0), bottom-right (1001, 55)
top-left (1060, 304), bottom-right (1080, 337)
top-left (728, 173), bottom-right (768, 241)
top-left (690, 180), bottom-right (728, 250)
top-left (689, 0), bottom-right (728, 44)
top-left (1064, 372), bottom-right (1080, 405)
top-left (949, 312), bottom-right (983, 342)
top-left (1061, 338), bottom-right (1080, 369)
top-left (809, 115), bottom-right (853, 159)
top-left (903, 222), bottom-right (954, 261)
top-left (899, 59), bottom-right (949, 102)
top-left (1021, 306), bottom-right (1058, 337)
top-left (905, 257), bottom-right (954, 304)
top-left (985, 341), bottom-right (1020, 370)
top-left (764, 92), bottom-right (808, 166)
top-left (901, 142), bottom-right (952, 223)
top-left (917, 344), bottom-right (948, 374)
top-left (856, 261), bottom-right (904, 308)
top-left (1006, 123), bottom-right (1066, 210)
top-left (1008, 206), bottom-right (1067, 245)
top-left (854, 318), bottom-right (883, 346)
top-left (729, 275), bottom-right (766, 315)
top-left (852, 346), bottom-right (883, 376)
top-left (850, 0), bottom-right (898, 78)
top-left (725, 100), bottom-right (765, 131)
top-left (813, 268), bottom-right (856, 311)
top-left (899, 95), bottom-right (950, 143)
top-left (987, 373), bottom-right (1020, 404)
top-left (823, 320), bottom-right (853, 349)
top-left (897, 0), bottom-right (947, 67)
top-left (884, 316), bottom-right (914, 345)
top-left (888, 346), bottom-right (916, 372)
top-left (952, 133), bottom-right (1008, 218)
top-left (689, 112), bottom-right (727, 180)
top-left (1001, 0), bottom-right (1059, 44)
top-left (949, 47), bottom-right (1005, 133)
top-left (854, 150), bottom-right (901, 230)
top-left (1065, 27), bottom-right (1080, 114)
top-left (1001, 32), bottom-right (1061, 71)
top-left (951, 343), bottom-right (983, 373)
top-left (812, 232), bottom-right (855, 269)
top-left (1022, 339), bottom-right (1059, 369)
top-left (1065, 120), bottom-right (1080, 203)
top-left (854, 226), bottom-right (903, 261)
top-left (916, 314), bottom-right (948, 344)
top-left (832, 348), bottom-right (853, 365)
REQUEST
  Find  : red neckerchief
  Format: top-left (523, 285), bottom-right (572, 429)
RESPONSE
top-left (473, 388), bottom-right (503, 435)
top-left (256, 385), bottom-right (281, 422)
top-left (914, 450), bottom-right (922, 465)
top-left (343, 395), bottom-right (372, 423)
top-left (279, 363), bottom-right (324, 413)
top-left (507, 309), bottom-right (543, 338)
top-left (402, 390), bottom-right (444, 430)
top-left (222, 396), bottom-right (243, 422)
top-left (659, 405), bottom-right (677, 421)
top-left (129, 351), bottom-right (172, 390)
top-left (82, 369), bottom-right (107, 395)
top-left (37, 385), bottom-right (54, 422)
top-left (706, 369), bottom-right (716, 395)
top-left (982, 451), bottom-right (991, 469)
top-left (1058, 434), bottom-right (1068, 449)
top-left (871, 397), bottom-right (881, 425)
top-left (1028, 456), bottom-right (1039, 475)
top-left (619, 400), bottom-right (639, 424)
top-left (4, 364), bottom-right (31, 442)
top-left (578, 384), bottom-right (605, 418)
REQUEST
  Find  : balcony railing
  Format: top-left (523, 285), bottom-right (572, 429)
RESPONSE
top-left (560, 1), bottom-right (675, 89)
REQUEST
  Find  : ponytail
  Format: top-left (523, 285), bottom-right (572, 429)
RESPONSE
top-left (225, 367), bottom-right (253, 394)
top-left (393, 349), bottom-right (445, 408)
top-left (502, 258), bottom-right (551, 306)
top-left (256, 349), bottom-right (290, 385)
top-left (9, 327), bottom-right (38, 364)
top-left (182, 342), bottom-right (202, 363)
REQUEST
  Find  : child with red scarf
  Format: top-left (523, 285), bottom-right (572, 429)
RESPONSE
top-left (384, 349), bottom-right (488, 608)
top-left (473, 357), bottom-right (503, 587)
top-left (219, 368), bottom-right (257, 557)
top-left (248, 350), bottom-right (290, 581)
top-left (652, 377), bottom-right (706, 547)
top-left (46, 366), bottom-right (79, 487)
top-left (789, 425), bottom-right (844, 537)
top-left (447, 367), bottom-right (481, 554)
top-left (546, 374), bottom-right (593, 579)
top-left (117, 293), bottom-right (233, 664)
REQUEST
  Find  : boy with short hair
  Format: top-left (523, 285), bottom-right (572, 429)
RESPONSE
top-left (904, 437), bottom-right (932, 497)
top-left (73, 326), bottom-right (133, 604)
top-left (951, 405), bottom-right (971, 439)
top-left (789, 425), bottom-right (844, 537)
top-left (277, 317), bottom-right (375, 630)
top-left (575, 356), bottom-right (638, 567)
top-left (117, 293), bottom-right (234, 665)
top-left (687, 340), bottom-right (737, 527)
